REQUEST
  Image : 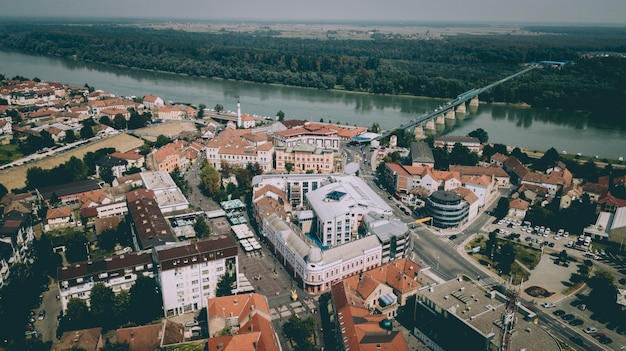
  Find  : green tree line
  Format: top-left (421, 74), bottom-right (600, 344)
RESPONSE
top-left (0, 24), bottom-right (625, 119)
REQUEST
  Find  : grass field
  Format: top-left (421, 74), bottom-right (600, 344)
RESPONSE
top-left (0, 143), bottom-right (23, 164)
top-left (0, 133), bottom-right (144, 191)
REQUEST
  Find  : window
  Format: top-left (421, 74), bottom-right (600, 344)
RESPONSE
top-left (191, 280), bottom-right (199, 285)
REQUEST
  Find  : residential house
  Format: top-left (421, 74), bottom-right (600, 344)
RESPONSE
top-left (0, 210), bottom-right (34, 281)
top-left (490, 152), bottom-right (508, 167)
top-left (152, 236), bottom-right (239, 317)
top-left (503, 156), bottom-right (530, 185)
top-left (116, 320), bottom-right (184, 351)
top-left (206, 293), bottom-right (281, 351)
top-left (330, 274), bottom-right (409, 351)
top-left (51, 327), bottom-right (104, 351)
top-left (95, 155), bottom-right (129, 179)
top-left (57, 250), bottom-right (154, 311)
top-left (450, 164), bottom-right (511, 188)
top-left (109, 149), bottom-right (145, 170)
top-left (45, 206), bottom-right (76, 231)
top-left (509, 198), bottom-right (530, 219)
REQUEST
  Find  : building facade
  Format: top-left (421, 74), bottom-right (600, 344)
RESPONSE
top-left (57, 250), bottom-right (154, 312)
top-left (152, 236), bottom-right (239, 317)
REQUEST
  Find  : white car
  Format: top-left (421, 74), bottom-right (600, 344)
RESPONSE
top-left (541, 302), bottom-right (556, 308)
top-left (583, 327), bottom-right (597, 334)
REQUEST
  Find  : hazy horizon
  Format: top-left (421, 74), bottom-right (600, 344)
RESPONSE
top-left (0, 0), bottom-right (624, 25)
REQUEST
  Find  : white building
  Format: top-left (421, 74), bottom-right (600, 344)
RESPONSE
top-left (305, 176), bottom-right (393, 248)
top-left (57, 250), bottom-right (154, 312)
top-left (152, 236), bottom-right (239, 317)
top-left (262, 213), bottom-right (382, 294)
top-left (140, 171), bottom-right (189, 214)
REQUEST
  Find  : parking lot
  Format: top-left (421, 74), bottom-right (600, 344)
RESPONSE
top-left (484, 217), bottom-right (626, 349)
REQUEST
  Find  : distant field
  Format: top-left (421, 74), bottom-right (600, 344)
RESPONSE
top-left (144, 22), bottom-right (524, 40)
top-left (0, 133), bottom-right (144, 191)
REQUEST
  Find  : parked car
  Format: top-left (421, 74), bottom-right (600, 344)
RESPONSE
top-left (541, 302), bottom-right (556, 308)
top-left (553, 310), bottom-right (566, 317)
top-left (38, 310), bottom-right (45, 320)
top-left (569, 319), bottom-right (584, 326)
top-left (578, 304), bottom-right (586, 311)
top-left (583, 327), bottom-right (598, 334)
top-left (561, 314), bottom-right (575, 321)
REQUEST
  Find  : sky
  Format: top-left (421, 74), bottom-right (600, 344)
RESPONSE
top-left (1, 0), bottom-right (625, 24)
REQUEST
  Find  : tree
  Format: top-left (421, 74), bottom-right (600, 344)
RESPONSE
top-left (155, 134), bottom-right (171, 148)
top-left (65, 232), bottom-right (89, 263)
top-left (498, 243), bottom-right (516, 275)
top-left (113, 114), bottom-right (127, 130)
top-left (276, 110), bottom-right (285, 121)
top-left (587, 270), bottom-right (617, 314)
top-left (282, 315), bottom-right (316, 350)
top-left (216, 273), bottom-right (236, 297)
top-left (64, 130), bottom-right (76, 143)
top-left (127, 112), bottom-right (148, 130)
top-left (214, 103), bottom-right (224, 114)
top-left (32, 233), bottom-right (63, 278)
top-left (101, 341), bottom-right (130, 351)
top-left (98, 229), bottom-right (118, 252)
top-left (89, 283), bottom-right (116, 331)
top-left (129, 276), bottom-right (162, 325)
top-left (80, 125), bottom-right (95, 139)
top-left (200, 162), bottom-right (221, 196)
top-left (100, 115), bottom-right (113, 127)
top-left (100, 166), bottom-right (115, 186)
top-left (449, 143), bottom-right (479, 166)
top-left (494, 197), bottom-right (509, 219)
top-left (64, 298), bottom-right (93, 331)
top-left (197, 104), bottom-right (206, 119)
top-left (194, 216), bottom-right (211, 238)
top-left (486, 231), bottom-right (497, 260)
top-left (468, 128), bottom-right (489, 144)
top-left (285, 162), bottom-right (294, 174)
top-left (0, 182), bottom-right (8, 199)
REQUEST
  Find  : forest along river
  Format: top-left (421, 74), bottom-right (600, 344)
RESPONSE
top-left (1, 50), bottom-right (624, 160)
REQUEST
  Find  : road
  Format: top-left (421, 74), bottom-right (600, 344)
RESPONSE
top-left (34, 279), bottom-right (62, 342)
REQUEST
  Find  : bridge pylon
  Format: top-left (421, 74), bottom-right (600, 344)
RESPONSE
top-left (469, 96), bottom-right (479, 107)
top-left (435, 114), bottom-right (445, 125)
top-left (456, 103), bottom-right (466, 114)
top-left (445, 109), bottom-right (455, 120)
top-left (424, 120), bottom-right (436, 130)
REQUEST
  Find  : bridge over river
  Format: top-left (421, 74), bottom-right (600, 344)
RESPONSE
top-left (375, 65), bottom-right (537, 141)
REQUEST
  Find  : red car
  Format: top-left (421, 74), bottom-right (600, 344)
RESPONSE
top-left (593, 332), bottom-right (606, 340)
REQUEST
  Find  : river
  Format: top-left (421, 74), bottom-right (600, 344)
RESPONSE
top-left (0, 50), bottom-right (624, 160)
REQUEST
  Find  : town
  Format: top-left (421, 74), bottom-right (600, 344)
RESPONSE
top-left (0, 76), bottom-right (625, 351)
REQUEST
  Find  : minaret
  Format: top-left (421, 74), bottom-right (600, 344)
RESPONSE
top-left (237, 99), bottom-right (242, 128)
